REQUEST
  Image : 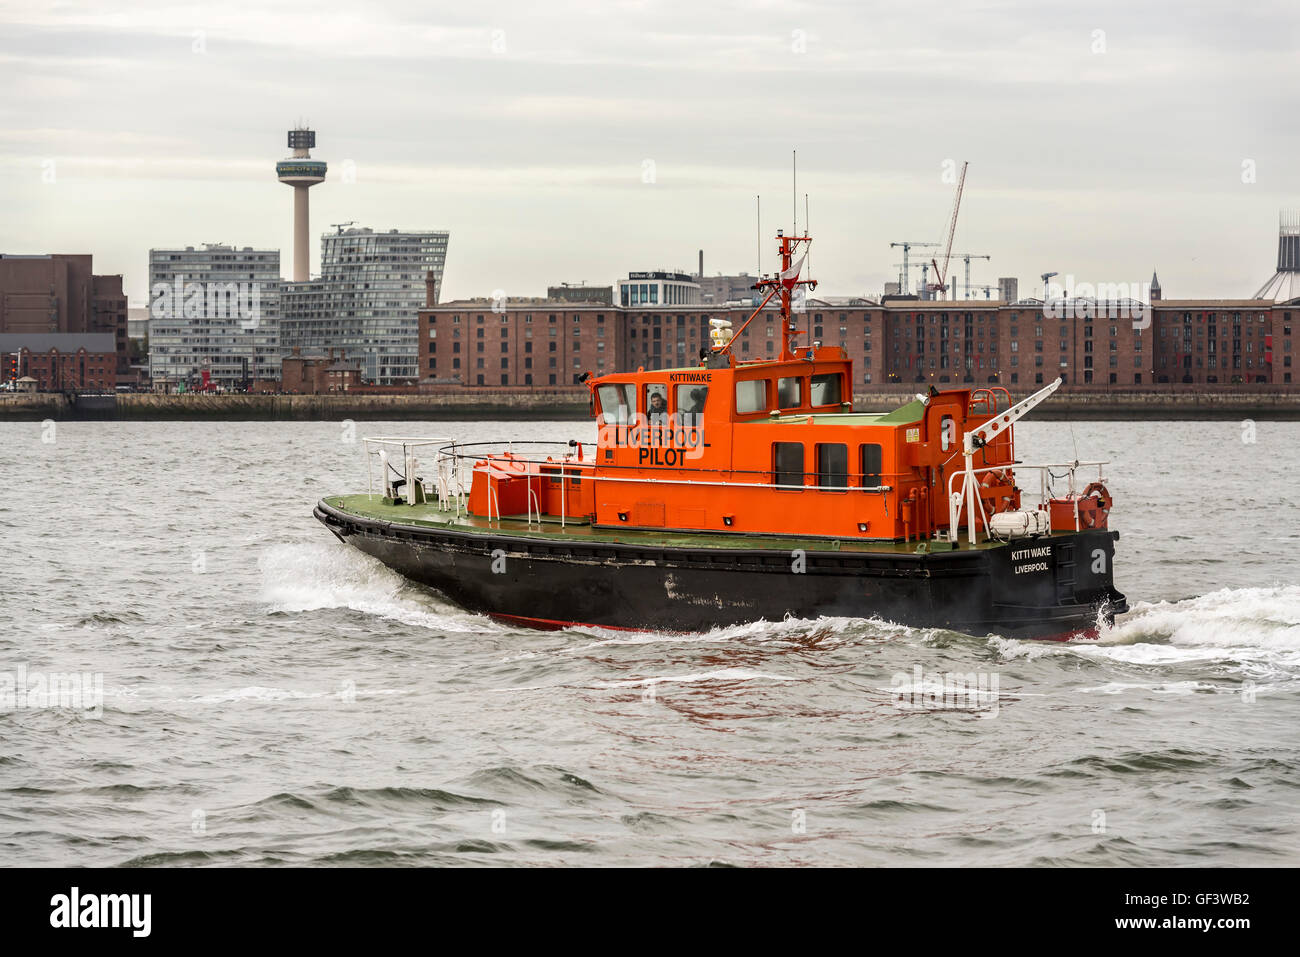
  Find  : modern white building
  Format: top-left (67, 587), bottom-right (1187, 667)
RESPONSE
top-left (147, 245), bottom-right (281, 388)
top-left (279, 227), bottom-right (450, 384)
top-left (617, 271), bottom-right (701, 307)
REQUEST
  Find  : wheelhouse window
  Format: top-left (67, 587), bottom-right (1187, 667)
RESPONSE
top-left (675, 383), bottom-right (708, 422)
top-left (777, 376), bottom-right (802, 408)
top-left (810, 373), bottom-right (842, 406)
top-left (816, 443), bottom-right (848, 488)
top-left (860, 443), bottom-right (882, 488)
top-left (596, 383), bottom-right (636, 424)
top-left (736, 378), bottom-right (767, 415)
top-left (772, 442), bottom-right (804, 487)
top-left (645, 383), bottom-right (668, 422)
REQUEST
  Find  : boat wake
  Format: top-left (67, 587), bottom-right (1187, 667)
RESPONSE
top-left (1099, 584), bottom-right (1300, 649)
top-left (989, 585), bottom-right (1300, 681)
top-left (258, 542), bottom-right (490, 634)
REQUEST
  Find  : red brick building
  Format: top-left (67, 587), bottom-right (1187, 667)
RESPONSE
top-left (1151, 301), bottom-right (1286, 385)
top-left (0, 254), bottom-right (128, 375)
top-left (280, 347), bottom-right (361, 394)
top-left (0, 333), bottom-right (119, 391)
top-left (421, 301), bottom-right (625, 388)
top-left (421, 295), bottom-right (1298, 393)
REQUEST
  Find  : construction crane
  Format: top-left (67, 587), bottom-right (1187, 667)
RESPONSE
top-left (928, 161), bottom-right (969, 300)
top-left (891, 262), bottom-right (937, 298)
top-left (887, 263), bottom-right (918, 296)
top-left (1041, 271), bottom-right (1059, 303)
top-left (889, 241), bottom-right (939, 298)
top-left (948, 252), bottom-right (991, 299)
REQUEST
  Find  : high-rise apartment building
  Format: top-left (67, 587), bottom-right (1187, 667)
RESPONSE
top-left (147, 244), bottom-right (281, 388)
top-left (280, 227), bottom-right (449, 384)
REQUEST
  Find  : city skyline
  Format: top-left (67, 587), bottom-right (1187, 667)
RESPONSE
top-left (2, 1), bottom-right (1297, 305)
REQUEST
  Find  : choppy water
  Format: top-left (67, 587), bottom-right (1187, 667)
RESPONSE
top-left (1, 418), bottom-right (1298, 866)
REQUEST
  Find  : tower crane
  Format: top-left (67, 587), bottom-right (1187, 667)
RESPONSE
top-left (889, 241), bottom-right (939, 297)
top-left (947, 252), bottom-right (991, 299)
top-left (928, 161), bottom-right (968, 300)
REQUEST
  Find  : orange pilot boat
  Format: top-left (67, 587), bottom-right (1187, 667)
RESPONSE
top-left (316, 229), bottom-right (1127, 640)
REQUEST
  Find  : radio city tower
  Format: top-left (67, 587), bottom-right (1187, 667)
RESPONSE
top-left (276, 126), bottom-right (327, 282)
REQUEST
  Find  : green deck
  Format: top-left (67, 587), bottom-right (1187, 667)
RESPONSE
top-left (752, 399), bottom-right (926, 427)
top-left (322, 493), bottom-right (1035, 554)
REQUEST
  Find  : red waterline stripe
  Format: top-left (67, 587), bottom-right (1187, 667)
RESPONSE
top-left (489, 613), bottom-right (657, 633)
top-left (491, 612), bottom-right (1097, 642)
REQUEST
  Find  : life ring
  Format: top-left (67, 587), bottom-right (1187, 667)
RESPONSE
top-left (980, 470), bottom-right (1017, 513)
top-left (980, 469), bottom-right (1013, 490)
top-left (1080, 481), bottom-right (1111, 528)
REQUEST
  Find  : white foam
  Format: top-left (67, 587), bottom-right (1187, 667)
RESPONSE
top-left (259, 543), bottom-right (489, 634)
top-left (593, 667), bottom-right (800, 688)
top-left (1099, 585), bottom-right (1300, 650)
top-left (1072, 586), bottom-right (1300, 676)
top-left (1075, 680), bottom-right (1227, 695)
top-left (188, 685), bottom-right (407, 703)
top-left (546, 614), bottom-right (881, 653)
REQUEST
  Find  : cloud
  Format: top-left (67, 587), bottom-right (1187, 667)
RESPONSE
top-left (0, 0), bottom-right (1297, 303)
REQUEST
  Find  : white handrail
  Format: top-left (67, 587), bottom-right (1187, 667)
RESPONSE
top-left (364, 436), bottom-right (452, 503)
top-left (946, 461), bottom-right (1109, 546)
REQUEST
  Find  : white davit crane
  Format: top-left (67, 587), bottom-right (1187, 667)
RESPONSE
top-left (951, 376), bottom-right (1063, 546)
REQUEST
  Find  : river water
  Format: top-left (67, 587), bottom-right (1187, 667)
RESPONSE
top-left (1, 417), bottom-right (1298, 866)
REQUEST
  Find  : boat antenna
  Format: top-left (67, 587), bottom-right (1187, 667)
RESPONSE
top-left (804, 191), bottom-right (812, 353)
top-left (805, 192), bottom-right (811, 274)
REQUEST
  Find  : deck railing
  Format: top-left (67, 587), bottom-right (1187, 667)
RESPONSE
top-left (366, 436), bottom-right (1106, 545)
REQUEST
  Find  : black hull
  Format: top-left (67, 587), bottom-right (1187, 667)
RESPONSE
top-left (314, 502), bottom-right (1127, 640)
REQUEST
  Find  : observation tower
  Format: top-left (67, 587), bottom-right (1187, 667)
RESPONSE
top-left (276, 127), bottom-right (327, 282)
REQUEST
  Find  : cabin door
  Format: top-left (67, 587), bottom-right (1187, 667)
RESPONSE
top-left (924, 398), bottom-right (966, 537)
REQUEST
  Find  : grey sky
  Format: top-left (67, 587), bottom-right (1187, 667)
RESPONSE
top-left (2, 0), bottom-right (1297, 303)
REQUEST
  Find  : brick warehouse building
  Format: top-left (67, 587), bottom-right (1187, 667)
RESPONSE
top-left (1151, 301), bottom-right (1292, 385)
top-left (0, 254), bottom-right (128, 379)
top-left (421, 297), bottom-right (1297, 392)
top-left (0, 332), bottom-right (119, 391)
top-left (421, 301), bottom-right (628, 388)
